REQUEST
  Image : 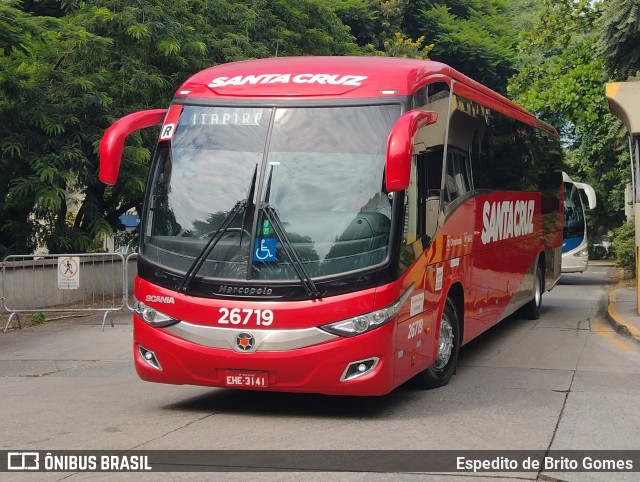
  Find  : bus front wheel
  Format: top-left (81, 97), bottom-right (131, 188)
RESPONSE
top-left (414, 298), bottom-right (460, 389)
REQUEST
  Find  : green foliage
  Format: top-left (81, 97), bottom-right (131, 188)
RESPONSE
top-left (32, 312), bottom-right (46, 324)
top-left (383, 33), bottom-right (433, 59)
top-left (403, 0), bottom-right (517, 92)
top-left (596, 0), bottom-right (640, 79)
top-left (507, 1), bottom-right (600, 120)
top-left (505, 0), bottom-right (543, 39)
top-left (612, 222), bottom-right (636, 273)
top-left (327, 0), bottom-right (383, 49)
top-left (0, 2), bottom-right (87, 255)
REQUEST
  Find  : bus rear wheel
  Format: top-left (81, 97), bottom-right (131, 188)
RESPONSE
top-left (522, 262), bottom-right (543, 320)
top-left (414, 298), bottom-right (460, 389)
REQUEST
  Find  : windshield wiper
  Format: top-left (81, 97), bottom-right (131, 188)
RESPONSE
top-left (258, 167), bottom-right (322, 298)
top-left (178, 165), bottom-right (257, 294)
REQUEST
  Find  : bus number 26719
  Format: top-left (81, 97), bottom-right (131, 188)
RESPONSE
top-left (218, 308), bottom-right (274, 326)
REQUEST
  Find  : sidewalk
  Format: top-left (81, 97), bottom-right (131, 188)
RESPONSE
top-left (607, 282), bottom-right (640, 344)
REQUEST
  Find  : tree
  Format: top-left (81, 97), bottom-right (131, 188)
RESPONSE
top-left (505, 0), bottom-right (544, 37)
top-left (0, 2), bottom-right (38, 255)
top-left (0, 2), bottom-right (111, 255)
top-left (508, 0), bottom-right (628, 235)
top-left (0, 0), bottom-right (360, 255)
top-left (382, 32), bottom-right (433, 59)
top-left (0, 0), bottom-right (214, 254)
top-left (403, 0), bottom-right (518, 92)
top-left (327, 0), bottom-right (385, 50)
top-left (596, 0), bottom-right (640, 80)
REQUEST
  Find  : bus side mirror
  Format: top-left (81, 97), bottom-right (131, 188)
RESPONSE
top-left (99, 109), bottom-right (167, 185)
top-left (386, 110), bottom-right (438, 192)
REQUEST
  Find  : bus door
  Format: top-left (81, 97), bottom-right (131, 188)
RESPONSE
top-left (394, 82), bottom-right (451, 384)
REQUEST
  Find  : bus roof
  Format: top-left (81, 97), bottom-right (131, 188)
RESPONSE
top-left (176, 56), bottom-right (532, 114)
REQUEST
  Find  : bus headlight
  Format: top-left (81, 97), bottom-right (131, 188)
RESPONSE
top-left (574, 247), bottom-right (589, 257)
top-left (320, 287), bottom-right (413, 337)
top-left (134, 301), bottom-right (179, 327)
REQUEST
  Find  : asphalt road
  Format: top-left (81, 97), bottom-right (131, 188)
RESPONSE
top-left (2, 262), bottom-right (639, 481)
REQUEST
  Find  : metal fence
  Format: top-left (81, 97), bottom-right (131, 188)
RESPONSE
top-left (2, 253), bottom-right (137, 332)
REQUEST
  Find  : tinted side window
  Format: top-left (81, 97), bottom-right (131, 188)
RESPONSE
top-left (444, 149), bottom-right (471, 204)
top-left (533, 128), bottom-right (564, 191)
top-left (470, 108), bottom-right (537, 191)
top-left (564, 183), bottom-right (586, 239)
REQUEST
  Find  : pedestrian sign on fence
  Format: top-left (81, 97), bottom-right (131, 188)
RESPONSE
top-left (57, 256), bottom-right (80, 290)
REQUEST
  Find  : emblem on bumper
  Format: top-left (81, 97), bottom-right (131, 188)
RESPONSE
top-left (235, 332), bottom-right (256, 352)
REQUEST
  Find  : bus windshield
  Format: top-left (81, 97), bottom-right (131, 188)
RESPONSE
top-left (563, 181), bottom-right (586, 242)
top-left (141, 103), bottom-right (401, 283)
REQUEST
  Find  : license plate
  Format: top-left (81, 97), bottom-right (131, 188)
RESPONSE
top-left (224, 370), bottom-right (269, 388)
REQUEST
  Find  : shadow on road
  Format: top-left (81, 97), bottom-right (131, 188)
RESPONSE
top-left (558, 274), bottom-right (614, 286)
top-left (162, 382), bottom-right (416, 419)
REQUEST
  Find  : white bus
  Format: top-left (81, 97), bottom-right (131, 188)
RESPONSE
top-left (562, 172), bottom-right (597, 273)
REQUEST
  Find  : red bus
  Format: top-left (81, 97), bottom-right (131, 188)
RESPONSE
top-left (100, 57), bottom-right (563, 396)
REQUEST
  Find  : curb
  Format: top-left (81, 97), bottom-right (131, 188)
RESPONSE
top-left (606, 289), bottom-right (640, 344)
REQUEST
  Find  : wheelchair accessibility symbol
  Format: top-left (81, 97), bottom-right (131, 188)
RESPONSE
top-left (254, 238), bottom-right (276, 262)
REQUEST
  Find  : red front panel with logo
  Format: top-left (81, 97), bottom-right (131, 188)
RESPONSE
top-left (134, 278), bottom-right (418, 396)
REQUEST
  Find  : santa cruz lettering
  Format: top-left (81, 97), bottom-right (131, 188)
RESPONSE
top-left (481, 200), bottom-right (535, 245)
top-left (208, 73), bottom-right (368, 88)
